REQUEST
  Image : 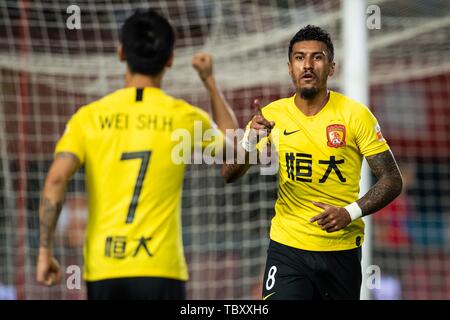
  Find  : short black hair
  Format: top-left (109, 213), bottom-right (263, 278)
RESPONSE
top-left (120, 9), bottom-right (175, 76)
top-left (288, 25), bottom-right (334, 62)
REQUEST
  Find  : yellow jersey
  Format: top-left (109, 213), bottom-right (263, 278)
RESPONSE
top-left (55, 87), bottom-right (218, 281)
top-left (261, 91), bottom-right (390, 251)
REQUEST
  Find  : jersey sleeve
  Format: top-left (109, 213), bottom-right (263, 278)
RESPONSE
top-left (353, 106), bottom-right (390, 157)
top-left (54, 107), bottom-right (87, 164)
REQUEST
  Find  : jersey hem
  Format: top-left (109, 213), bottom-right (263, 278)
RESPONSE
top-left (84, 269), bottom-right (188, 282)
top-left (270, 235), bottom-right (364, 252)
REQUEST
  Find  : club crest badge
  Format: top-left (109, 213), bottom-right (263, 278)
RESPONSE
top-left (326, 124), bottom-right (346, 148)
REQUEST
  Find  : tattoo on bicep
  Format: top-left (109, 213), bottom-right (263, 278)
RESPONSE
top-left (39, 197), bottom-right (63, 248)
top-left (366, 150), bottom-right (400, 179)
top-left (358, 150), bottom-right (403, 216)
top-left (56, 152), bottom-right (80, 164)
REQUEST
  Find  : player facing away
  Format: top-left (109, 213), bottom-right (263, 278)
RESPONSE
top-left (36, 9), bottom-right (238, 299)
top-left (222, 25), bottom-right (403, 300)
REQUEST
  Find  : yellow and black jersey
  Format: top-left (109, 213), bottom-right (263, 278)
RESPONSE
top-left (55, 87), bottom-right (220, 281)
top-left (259, 91), bottom-right (389, 251)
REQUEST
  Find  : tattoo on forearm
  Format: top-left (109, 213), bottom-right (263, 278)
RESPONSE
top-left (358, 150), bottom-right (403, 216)
top-left (39, 197), bottom-right (63, 248)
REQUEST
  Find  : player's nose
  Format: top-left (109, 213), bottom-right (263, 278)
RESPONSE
top-left (303, 56), bottom-right (313, 69)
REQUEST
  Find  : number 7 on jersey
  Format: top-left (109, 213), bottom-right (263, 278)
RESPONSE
top-left (120, 150), bottom-right (152, 224)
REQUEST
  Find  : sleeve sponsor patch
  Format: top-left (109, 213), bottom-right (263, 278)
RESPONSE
top-left (374, 124), bottom-right (385, 142)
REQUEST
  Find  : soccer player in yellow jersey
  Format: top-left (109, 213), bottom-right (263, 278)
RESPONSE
top-left (36, 9), bottom-right (238, 299)
top-left (222, 25), bottom-right (403, 300)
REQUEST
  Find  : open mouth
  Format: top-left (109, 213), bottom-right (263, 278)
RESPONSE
top-left (301, 73), bottom-right (315, 80)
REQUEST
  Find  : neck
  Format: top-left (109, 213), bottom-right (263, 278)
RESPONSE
top-left (294, 88), bottom-right (330, 116)
top-left (124, 69), bottom-right (163, 88)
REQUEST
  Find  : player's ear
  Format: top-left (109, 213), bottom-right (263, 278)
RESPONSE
top-left (288, 60), bottom-right (293, 77)
top-left (328, 61), bottom-right (335, 77)
top-left (166, 52), bottom-right (174, 68)
top-left (117, 44), bottom-right (126, 62)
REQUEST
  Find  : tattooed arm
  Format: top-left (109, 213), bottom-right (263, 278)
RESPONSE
top-left (36, 152), bottom-right (80, 286)
top-left (311, 149), bottom-right (403, 233)
top-left (357, 149), bottom-right (403, 216)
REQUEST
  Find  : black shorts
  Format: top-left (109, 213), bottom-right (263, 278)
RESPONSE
top-left (86, 277), bottom-right (186, 300)
top-left (262, 240), bottom-right (362, 300)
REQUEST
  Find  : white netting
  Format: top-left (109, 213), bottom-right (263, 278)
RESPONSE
top-left (0, 0), bottom-right (449, 299)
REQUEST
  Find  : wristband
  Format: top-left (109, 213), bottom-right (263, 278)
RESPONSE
top-left (241, 129), bottom-right (257, 152)
top-left (344, 202), bottom-right (362, 221)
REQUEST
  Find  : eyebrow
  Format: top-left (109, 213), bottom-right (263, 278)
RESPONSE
top-left (293, 51), bottom-right (326, 56)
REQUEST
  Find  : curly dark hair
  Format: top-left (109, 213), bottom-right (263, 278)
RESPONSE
top-left (288, 25), bottom-right (334, 62)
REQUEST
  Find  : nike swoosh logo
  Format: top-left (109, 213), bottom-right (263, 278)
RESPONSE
top-left (262, 292), bottom-right (276, 300)
top-left (283, 129), bottom-right (301, 136)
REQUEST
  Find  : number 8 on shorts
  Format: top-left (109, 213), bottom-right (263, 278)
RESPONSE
top-left (265, 265), bottom-right (277, 291)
